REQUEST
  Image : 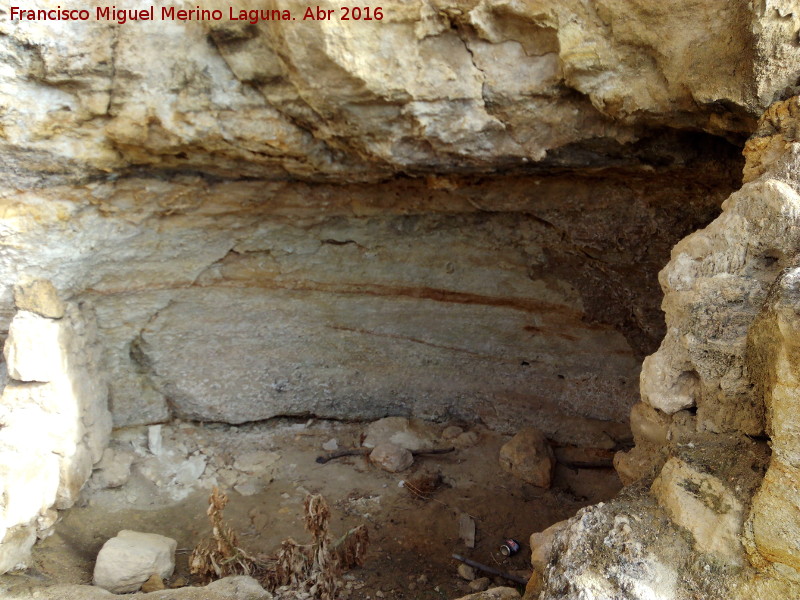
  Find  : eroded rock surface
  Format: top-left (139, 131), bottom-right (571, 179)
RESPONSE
top-left (0, 171), bottom-right (734, 432)
top-left (2, 0), bottom-right (800, 594)
top-left (2, 0), bottom-right (796, 186)
top-left (0, 297), bottom-right (110, 573)
top-left (568, 96), bottom-right (800, 599)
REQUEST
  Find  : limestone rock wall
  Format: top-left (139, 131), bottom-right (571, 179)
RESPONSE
top-left (1, 0), bottom-right (798, 187)
top-left (0, 287), bottom-right (111, 572)
top-left (558, 97), bottom-right (800, 599)
top-left (0, 168), bottom-right (734, 430)
top-left (2, 0), bottom-right (800, 588)
top-left (4, 0), bottom-right (781, 434)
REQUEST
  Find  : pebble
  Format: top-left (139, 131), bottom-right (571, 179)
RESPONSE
top-left (173, 455), bottom-right (207, 486)
top-left (454, 430), bottom-right (480, 449)
top-left (458, 563), bottom-right (477, 581)
top-left (141, 574), bottom-right (165, 592)
top-left (233, 479), bottom-right (265, 496)
top-left (442, 425), bottom-right (464, 440)
top-left (322, 438), bottom-right (339, 451)
top-left (369, 442), bottom-right (414, 472)
top-left (469, 577), bottom-right (491, 592)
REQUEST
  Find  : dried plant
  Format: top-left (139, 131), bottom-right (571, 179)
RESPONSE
top-left (188, 488), bottom-right (262, 581)
top-left (190, 487), bottom-right (368, 598)
top-left (333, 525), bottom-right (369, 570)
top-left (403, 471), bottom-right (443, 498)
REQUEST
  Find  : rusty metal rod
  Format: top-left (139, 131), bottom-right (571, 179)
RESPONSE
top-left (451, 553), bottom-right (529, 585)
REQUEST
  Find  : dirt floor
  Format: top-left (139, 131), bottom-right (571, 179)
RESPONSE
top-left (1, 418), bottom-right (623, 599)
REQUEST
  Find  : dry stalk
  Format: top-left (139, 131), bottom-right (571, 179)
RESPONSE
top-left (189, 487), bottom-right (368, 598)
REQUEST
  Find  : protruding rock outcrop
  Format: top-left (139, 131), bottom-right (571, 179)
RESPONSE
top-left (0, 282), bottom-right (111, 572)
top-left (1, 0), bottom-right (797, 186)
top-left (578, 97), bottom-right (800, 599)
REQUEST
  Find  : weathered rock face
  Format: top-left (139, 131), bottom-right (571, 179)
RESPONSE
top-left (2, 0), bottom-right (800, 590)
top-left (2, 0), bottom-right (798, 188)
top-left (745, 264), bottom-right (800, 577)
top-left (556, 97), bottom-right (800, 599)
top-left (1, 0), bottom-right (783, 436)
top-left (0, 292), bottom-right (111, 573)
top-left (0, 169), bottom-right (735, 431)
top-left (640, 176), bottom-right (800, 434)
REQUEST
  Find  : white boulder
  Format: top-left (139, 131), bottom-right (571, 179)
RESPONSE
top-left (93, 530), bottom-right (177, 593)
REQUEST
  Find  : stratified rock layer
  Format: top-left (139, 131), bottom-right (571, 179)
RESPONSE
top-left (0, 170), bottom-right (733, 431)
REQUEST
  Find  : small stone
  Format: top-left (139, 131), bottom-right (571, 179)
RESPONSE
top-left (458, 513), bottom-right (476, 548)
top-left (442, 425), bottom-right (464, 440)
top-left (173, 455), bottom-right (207, 486)
top-left (322, 438), bottom-right (339, 451)
top-left (217, 468), bottom-right (241, 488)
top-left (170, 575), bottom-right (187, 588)
top-left (454, 430), bottom-right (480, 449)
top-left (363, 417), bottom-right (441, 451)
top-left (458, 563), bottom-right (477, 580)
top-left (148, 425), bottom-right (163, 456)
top-left (141, 574), bottom-right (165, 592)
top-left (234, 478), bottom-right (265, 496)
top-left (233, 451), bottom-right (280, 473)
top-left (469, 577), bottom-right (491, 592)
top-left (92, 530), bottom-right (177, 593)
top-left (13, 279), bottom-right (65, 319)
top-left (499, 428), bottom-right (555, 488)
top-left (370, 442), bottom-right (414, 472)
top-left (95, 447), bottom-right (135, 489)
top-left (417, 574), bottom-right (429, 584)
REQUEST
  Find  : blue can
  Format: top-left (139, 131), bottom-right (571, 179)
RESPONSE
top-left (500, 538), bottom-right (521, 556)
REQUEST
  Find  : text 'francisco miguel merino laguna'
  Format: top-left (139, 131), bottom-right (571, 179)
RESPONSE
top-left (9, 5), bottom-right (385, 24)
